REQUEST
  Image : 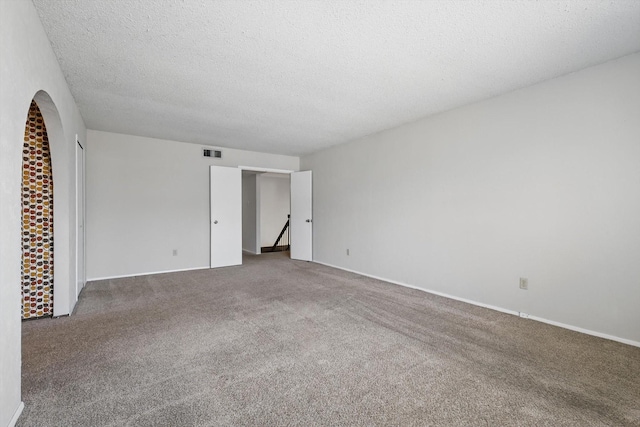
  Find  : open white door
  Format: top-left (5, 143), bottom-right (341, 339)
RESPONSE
top-left (210, 166), bottom-right (242, 268)
top-left (290, 170), bottom-right (312, 261)
top-left (75, 138), bottom-right (85, 300)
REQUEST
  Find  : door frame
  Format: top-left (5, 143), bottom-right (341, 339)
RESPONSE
top-left (213, 166), bottom-right (312, 262)
top-left (239, 166), bottom-right (295, 257)
top-left (237, 166), bottom-right (312, 261)
top-left (75, 136), bottom-right (86, 300)
top-left (238, 166), bottom-right (294, 174)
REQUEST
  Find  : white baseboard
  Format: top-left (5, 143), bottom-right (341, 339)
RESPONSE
top-left (87, 266), bottom-right (210, 282)
top-left (8, 402), bottom-right (24, 427)
top-left (242, 249), bottom-right (260, 255)
top-left (313, 260), bottom-right (640, 348)
top-left (527, 315), bottom-right (640, 348)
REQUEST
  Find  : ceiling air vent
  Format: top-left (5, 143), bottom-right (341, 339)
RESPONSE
top-left (203, 149), bottom-right (222, 158)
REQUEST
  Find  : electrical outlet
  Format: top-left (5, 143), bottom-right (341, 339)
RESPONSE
top-left (173, 249), bottom-right (178, 256)
top-left (519, 277), bottom-right (528, 290)
top-left (346, 249), bottom-right (350, 256)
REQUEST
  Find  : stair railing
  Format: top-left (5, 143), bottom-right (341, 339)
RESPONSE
top-left (271, 215), bottom-right (290, 252)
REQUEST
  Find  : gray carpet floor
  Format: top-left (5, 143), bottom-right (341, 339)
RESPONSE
top-left (18, 252), bottom-right (640, 426)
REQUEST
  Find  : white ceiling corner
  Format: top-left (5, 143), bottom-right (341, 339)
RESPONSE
top-left (31, 0), bottom-right (640, 156)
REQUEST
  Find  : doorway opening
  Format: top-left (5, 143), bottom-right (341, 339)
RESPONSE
top-left (260, 173), bottom-right (291, 254)
top-left (21, 100), bottom-right (54, 319)
top-left (241, 171), bottom-right (291, 255)
top-left (210, 166), bottom-right (311, 268)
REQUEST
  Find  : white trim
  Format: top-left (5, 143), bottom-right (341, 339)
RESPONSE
top-left (242, 249), bottom-right (260, 255)
top-left (238, 166), bottom-right (295, 174)
top-left (75, 135), bottom-right (86, 304)
top-left (527, 315), bottom-right (640, 348)
top-left (87, 266), bottom-right (210, 282)
top-left (313, 261), bottom-right (640, 348)
top-left (8, 402), bottom-right (24, 427)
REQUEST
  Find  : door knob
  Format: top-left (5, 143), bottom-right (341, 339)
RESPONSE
top-left (213, 220), bottom-right (218, 224)
top-left (306, 219), bottom-right (312, 223)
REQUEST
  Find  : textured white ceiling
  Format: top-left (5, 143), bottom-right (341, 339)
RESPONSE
top-left (32, 0), bottom-right (640, 156)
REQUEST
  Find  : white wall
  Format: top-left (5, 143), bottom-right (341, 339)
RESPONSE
top-left (242, 173), bottom-right (260, 254)
top-left (0, 0), bottom-right (87, 425)
top-left (260, 174), bottom-right (290, 247)
top-left (86, 130), bottom-right (299, 279)
top-left (302, 53), bottom-right (640, 345)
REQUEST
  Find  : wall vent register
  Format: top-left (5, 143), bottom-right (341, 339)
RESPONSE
top-left (203, 149), bottom-right (222, 158)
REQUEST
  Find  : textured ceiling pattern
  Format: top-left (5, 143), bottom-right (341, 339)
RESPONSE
top-left (32, 0), bottom-right (640, 156)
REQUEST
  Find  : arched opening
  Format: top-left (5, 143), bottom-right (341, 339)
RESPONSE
top-left (12, 89), bottom-right (74, 424)
top-left (18, 90), bottom-right (73, 321)
top-left (32, 90), bottom-right (74, 317)
top-left (21, 100), bottom-right (54, 319)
